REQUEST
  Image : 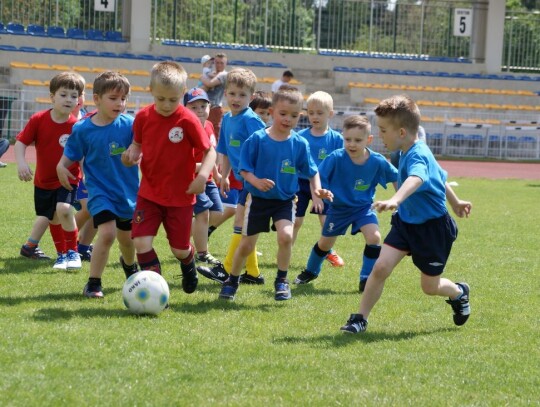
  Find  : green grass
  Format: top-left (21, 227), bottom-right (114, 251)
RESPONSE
top-left (1, 165), bottom-right (539, 406)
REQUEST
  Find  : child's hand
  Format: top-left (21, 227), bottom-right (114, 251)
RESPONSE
top-left (252, 177), bottom-right (275, 192)
top-left (314, 188), bottom-right (333, 202)
top-left (187, 174), bottom-right (206, 195)
top-left (220, 177), bottom-right (230, 198)
top-left (372, 199), bottom-right (398, 213)
top-left (311, 196), bottom-right (324, 213)
top-left (451, 200), bottom-right (472, 218)
top-left (124, 144), bottom-right (142, 166)
top-left (56, 165), bottom-right (76, 190)
top-left (121, 149), bottom-right (140, 167)
top-left (17, 163), bottom-right (33, 182)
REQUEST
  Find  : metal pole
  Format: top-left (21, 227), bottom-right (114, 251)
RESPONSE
top-left (210, 0), bottom-right (214, 44)
top-left (233, 0), bottom-right (238, 43)
top-left (419, 2), bottom-right (425, 55)
top-left (369, 0), bottom-right (374, 53)
top-left (264, 0), bottom-right (268, 47)
top-left (317, 0), bottom-right (322, 51)
top-left (291, 0), bottom-right (296, 48)
top-left (172, 1), bottom-right (177, 41)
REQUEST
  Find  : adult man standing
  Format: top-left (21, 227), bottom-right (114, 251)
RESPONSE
top-left (200, 53), bottom-right (228, 136)
top-left (271, 70), bottom-right (294, 94)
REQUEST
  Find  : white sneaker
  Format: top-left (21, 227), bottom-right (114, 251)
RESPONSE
top-left (66, 249), bottom-right (82, 272)
top-left (53, 253), bottom-right (67, 270)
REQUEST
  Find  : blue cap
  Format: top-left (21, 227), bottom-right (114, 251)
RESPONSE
top-left (184, 87), bottom-right (210, 106)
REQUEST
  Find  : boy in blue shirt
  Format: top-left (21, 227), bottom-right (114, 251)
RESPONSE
top-left (218, 88), bottom-right (333, 301)
top-left (294, 91), bottom-right (345, 267)
top-left (294, 115), bottom-right (397, 292)
top-left (197, 68), bottom-right (266, 285)
top-left (57, 71), bottom-right (140, 298)
top-left (341, 95), bottom-right (472, 333)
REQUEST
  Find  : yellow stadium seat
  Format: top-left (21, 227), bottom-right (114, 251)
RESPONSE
top-left (450, 102), bottom-right (467, 108)
top-left (363, 97), bottom-right (380, 104)
top-left (131, 86), bottom-right (147, 92)
top-left (289, 79), bottom-right (302, 85)
top-left (10, 61), bottom-right (31, 69)
top-left (35, 97), bottom-right (51, 104)
top-left (51, 64), bottom-right (71, 71)
top-left (23, 79), bottom-right (46, 86)
top-left (131, 70), bottom-right (150, 76)
top-left (518, 105), bottom-right (535, 111)
top-left (434, 101), bottom-right (451, 107)
top-left (73, 66), bottom-right (92, 73)
top-left (417, 100), bottom-right (434, 107)
top-left (188, 73), bottom-right (202, 80)
top-left (31, 63), bottom-right (51, 70)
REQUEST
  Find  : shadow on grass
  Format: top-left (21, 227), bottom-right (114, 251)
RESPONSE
top-left (0, 287), bottom-right (121, 306)
top-left (1, 256), bottom-right (56, 274)
top-left (33, 306), bottom-right (128, 321)
top-left (274, 326), bottom-right (456, 348)
top-left (293, 283), bottom-right (359, 297)
top-left (172, 299), bottom-right (279, 314)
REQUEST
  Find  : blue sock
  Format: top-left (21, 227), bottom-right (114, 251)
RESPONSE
top-left (306, 243), bottom-right (330, 276)
top-left (360, 245), bottom-right (381, 281)
top-left (233, 226), bottom-right (242, 234)
top-left (78, 243), bottom-right (90, 253)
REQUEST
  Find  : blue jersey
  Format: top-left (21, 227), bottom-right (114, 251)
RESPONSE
top-left (239, 129), bottom-right (318, 200)
top-left (297, 127), bottom-right (343, 179)
top-left (398, 141), bottom-right (448, 224)
top-left (319, 148), bottom-right (397, 208)
top-left (64, 114), bottom-right (139, 219)
top-left (216, 107), bottom-right (265, 179)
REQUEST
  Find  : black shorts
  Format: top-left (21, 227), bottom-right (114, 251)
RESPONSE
top-left (384, 212), bottom-right (458, 276)
top-left (93, 210), bottom-right (132, 231)
top-left (295, 178), bottom-right (329, 217)
top-left (34, 185), bottom-right (78, 220)
top-left (244, 195), bottom-right (296, 236)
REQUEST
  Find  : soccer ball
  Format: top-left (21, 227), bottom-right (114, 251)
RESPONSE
top-left (122, 270), bottom-right (170, 315)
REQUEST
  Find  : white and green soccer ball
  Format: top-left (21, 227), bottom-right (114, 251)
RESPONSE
top-left (122, 270), bottom-right (169, 315)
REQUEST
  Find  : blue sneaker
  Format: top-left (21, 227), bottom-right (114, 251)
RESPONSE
top-left (274, 279), bottom-right (291, 301)
top-left (52, 253), bottom-right (67, 270)
top-left (219, 282), bottom-right (238, 300)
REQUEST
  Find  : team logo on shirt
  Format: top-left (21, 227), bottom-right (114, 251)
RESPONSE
top-left (134, 210), bottom-right (144, 223)
top-left (109, 141), bottom-right (126, 156)
top-left (169, 127), bottom-right (184, 143)
top-left (280, 159), bottom-right (296, 174)
top-left (318, 148), bottom-right (328, 160)
top-left (229, 137), bottom-right (241, 147)
top-left (354, 179), bottom-right (369, 191)
top-left (209, 133), bottom-right (217, 147)
top-left (59, 134), bottom-right (70, 148)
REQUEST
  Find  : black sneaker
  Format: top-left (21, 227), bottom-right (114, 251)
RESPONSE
top-left (181, 266), bottom-right (198, 294)
top-left (195, 252), bottom-right (222, 267)
top-left (20, 245), bottom-right (51, 260)
top-left (218, 281), bottom-right (238, 300)
top-left (239, 272), bottom-right (265, 285)
top-left (79, 249), bottom-right (92, 262)
top-left (340, 314), bottom-right (368, 334)
top-left (83, 282), bottom-right (104, 299)
top-left (274, 279), bottom-right (292, 301)
top-left (120, 256), bottom-right (139, 279)
top-left (359, 279), bottom-right (367, 293)
top-left (197, 264), bottom-right (229, 284)
top-left (446, 282), bottom-right (471, 326)
top-left (293, 270), bottom-right (317, 285)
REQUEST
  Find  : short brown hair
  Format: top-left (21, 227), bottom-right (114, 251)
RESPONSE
top-left (226, 68), bottom-right (258, 94)
top-left (93, 71), bottom-right (131, 97)
top-left (249, 90), bottom-right (271, 111)
top-left (272, 88), bottom-right (303, 107)
top-left (49, 72), bottom-right (85, 96)
top-left (150, 61), bottom-right (187, 90)
top-left (343, 115), bottom-right (371, 134)
top-left (374, 95), bottom-right (420, 135)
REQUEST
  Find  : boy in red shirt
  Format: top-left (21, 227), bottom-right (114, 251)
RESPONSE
top-left (123, 62), bottom-right (216, 295)
top-left (15, 71), bottom-right (85, 271)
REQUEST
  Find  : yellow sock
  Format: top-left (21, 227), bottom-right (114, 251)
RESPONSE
top-left (223, 233), bottom-right (242, 273)
top-left (245, 246), bottom-right (259, 277)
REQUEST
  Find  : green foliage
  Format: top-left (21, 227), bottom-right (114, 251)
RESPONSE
top-left (0, 165), bottom-right (539, 405)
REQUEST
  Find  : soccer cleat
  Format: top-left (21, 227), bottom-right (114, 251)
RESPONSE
top-left (326, 251), bottom-right (345, 267)
top-left (79, 249), bottom-right (92, 262)
top-left (446, 282), bottom-right (471, 326)
top-left (181, 266), bottom-right (198, 294)
top-left (195, 252), bottom-right (223, 267)
top-left (293, 270), bottom-right (318, 285)
top-left (359, 279), bottom-right (368, 293)
top-left (197, 264), bottom-right (229, 284)
top-left (66, 249), bottom-right (82, 272)
top-left (340, 314), bottom-right (368, 334)
top-left (274, 279), bottom-right (292, 301)
top-left (83, 282), bottom-right (104, 299)
top-left (218, 281), bottom-right (238, 300)
top-left (52, 253), bottom-right (67, 270)
top-left (120, 256), bottom-right (139, 279)
top-left (239, 272), bottom-right (265, 285)
top-left (20, 245), bottom-right (51, 260)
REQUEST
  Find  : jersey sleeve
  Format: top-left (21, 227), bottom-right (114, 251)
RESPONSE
top-left (63, 121), bottom-right (85, 162)
top-left (16, 112), bottom-right (41, 145)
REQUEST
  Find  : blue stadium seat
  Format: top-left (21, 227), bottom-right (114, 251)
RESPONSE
top-left (19, 46), bottom-right (38, 52)
top-left (0, 44), bottom-right (17, 51)
top-left (80, 50), bottom-right (99, 56)
top-left (27, 24), bottom-right (46, 36)
top-left (137, 54), bottom-right (155, 60)
top-left (59, 48), bottom-right (78, 55)
top-left (40, 47), bottom-right (59, 54)
top-left (105, 31), bottom-right (125, 42)
top-left (98, 51), bottom-right (117, 58)
top-left (47, 25), bottom-right (65, 38)
top-left (173, 56), bottom-right (195, 63)
top-left (230, 60), bottom-right (248, 66)
top-left (247, 61), bottom-right (265, 67)
top-left (86, 29), bottom-right (105, 41)
top-left (265, 62), bottom-right (286, 68)
top-left (117, 52), bottom-right (137, 59)
top-left (7, 22), bottom-right (25, 35)
top-left (66, 27), bottom-right (86, 39)
top-left (157, 55), bottom-right (173, 61)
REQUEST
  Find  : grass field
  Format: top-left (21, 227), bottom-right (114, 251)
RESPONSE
top-left (0, 165), bottom-right (539, 406)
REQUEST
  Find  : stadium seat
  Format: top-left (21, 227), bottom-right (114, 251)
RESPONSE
top-left (73, 66), bottom-right (92, 73)
top-left (51, 64), bottom-right (71, 71)
top-left (10, 61), bottom-right (31, 68)
top-left (7, 22), bottom-right (25, 34)
top-left (19, 46), bottom-right (39, 52)
top-left (40, 47), bottom-right (59, 54)
top-left (137, 54), bottom-right (156, 60)
top-left (23, 79), bottom-right (46, 86)
top-left (117, 52), bottom-right (137, 59)
top-left (59, 49), bottom-right (78, 55)
top-left (131, 69), bottom-right (150, 76)
top-left (105, 31), bottom-right (125, 42)
top-left (98, 51), bottom-right (117, 58)
top-left (31, 63), bottom-right (51, 70)
top-left (79, 50), bottom-right (99, 57)
top-left (0, 44), bottom-right (17, 51)
top-left (47, 25), bottom-right (65, 38)
top-left (27, 24), bottom-right (46, 36)
top-left (66, 27), bottom-right (85, 39)
top-left (86, 29), bottom-right (105, 41)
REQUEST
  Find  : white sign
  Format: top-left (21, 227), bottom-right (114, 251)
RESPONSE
top-left (454, 8), bottom-right (472, 37)
top-left (95, 0), bottom-right (115, 12)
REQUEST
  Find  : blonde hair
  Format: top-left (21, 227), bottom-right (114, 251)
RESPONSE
top-left (49, 71), bottom-right (85, 96)
top-left (150, 61), bottom-right (187, 90)
top-left (343, 115), bottom-right (371, 134)
top-left (306, 91), bottom-right (333, 111)
top-left (93, 71), bottom-right (130, 97)
top-left (374, 95), bottom-right (420, 135)
top-left (226, 68), bottom-right (258, 94)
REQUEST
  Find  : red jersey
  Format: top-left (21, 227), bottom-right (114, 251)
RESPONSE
top-left (195, 120), bottom-right (217, 182)
top-left (133, 104), bottom-right (211, 207)
top-left (16, 109), bottom-right (80, 190)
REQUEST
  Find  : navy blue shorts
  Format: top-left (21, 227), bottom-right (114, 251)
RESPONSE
top-left (194, 181), bottom-right (224, 215)
top-left (384, 212), bottom-right (458, 276)
top-left (220, 188), bottom-right (240, 208)
top-left (93, 210), bottom-right (132, 231)
top-left (295, 178), bottom-right (329, 217)
top-left (244, 195), bottom-right (296, 236)
top-left (34, 185), bottom-right (78, 220)
top-left (322, 204), bottom-right (378, 237)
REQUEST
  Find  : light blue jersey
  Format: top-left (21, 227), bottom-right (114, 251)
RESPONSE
top-left (216, 107), bottom-right (265, 180)
top-left (239, 129), bottom-right (318, 200)
top-left (319, 148), bottom-right (397, 208)
top-left (398, 141), bottom-right (448, 224)
top-left (64, 114), bottom-right (139, 219)
top-left (297, 127), bottom-right (343, 179)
